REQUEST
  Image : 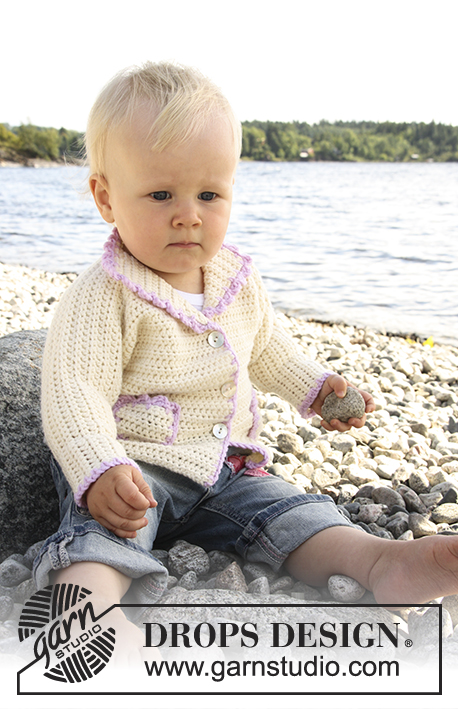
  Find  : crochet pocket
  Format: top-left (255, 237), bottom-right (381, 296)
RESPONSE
top-left (113, 394), bottom-right (180, 445)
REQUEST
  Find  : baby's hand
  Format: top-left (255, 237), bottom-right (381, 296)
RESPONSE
top-left (86, 464), bottom-right (157, 538)
top-left (311, 374), bottom-right (375, 432)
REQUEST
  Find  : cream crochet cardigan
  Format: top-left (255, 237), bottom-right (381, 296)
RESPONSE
top-left (41, 229), bottom-right (329, 505)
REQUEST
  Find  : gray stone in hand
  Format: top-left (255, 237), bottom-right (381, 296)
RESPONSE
top-left (321, 388), bottom-right (365, 424)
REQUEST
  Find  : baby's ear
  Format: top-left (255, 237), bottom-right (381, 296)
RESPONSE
top-left (89, 174), bottom-right (115, 223)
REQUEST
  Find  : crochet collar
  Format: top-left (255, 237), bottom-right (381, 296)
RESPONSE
top-left (101, 228), bottom-right (252, 332)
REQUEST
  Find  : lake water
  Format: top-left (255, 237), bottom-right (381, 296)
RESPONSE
top-left (0, 162), bottom-right (457, 345)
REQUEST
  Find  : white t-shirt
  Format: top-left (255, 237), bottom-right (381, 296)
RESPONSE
top-left (174, 289), bottom-right (205, 312)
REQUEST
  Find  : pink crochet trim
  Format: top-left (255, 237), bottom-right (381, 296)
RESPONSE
top-left (74, 457), bottom-right (141, 507)
top-left (102, 230), bottom-right (207, 334)
top-left (247, 388), bottom-right (261, 438)
top-left (113, 394), bottom-right (180, 445)
top-left (203, 243), bottom-right (252, 319)
top-left (203, 441), bottom-right (230, 488)
top-left (228, 441), bottom-right (270, 469)
top-left (244, 448), bottom-right (270, 469)
top-left (102, 228), bottom-right (251, 329)
top-left (298, 371), bottom-right (333, 418)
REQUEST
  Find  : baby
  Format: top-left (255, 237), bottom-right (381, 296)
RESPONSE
top-left (34, 61), bottom-right (458, 661)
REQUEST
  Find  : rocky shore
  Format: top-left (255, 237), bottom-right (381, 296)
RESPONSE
top-left (0, 261), bottom-right (77, 336)
top-left (1, 259), bottom-right (458, 662)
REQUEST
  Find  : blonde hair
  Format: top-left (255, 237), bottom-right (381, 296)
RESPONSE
top-left (85, 61), bottom-right (242, 175)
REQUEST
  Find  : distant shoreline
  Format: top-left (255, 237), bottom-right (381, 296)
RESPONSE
top-left (0, 158), bottom-right (61, 168)
top-left (0, 155), bottom-right (81, 168)
top-left (0, 156), bottom-right (451, 168)
top-left (2, 117), bottom-right (458, 164)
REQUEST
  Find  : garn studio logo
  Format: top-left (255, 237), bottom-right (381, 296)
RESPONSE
top-left (18, 584), bottom-right (116, 683)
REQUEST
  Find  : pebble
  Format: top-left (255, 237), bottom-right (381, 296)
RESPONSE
top-left (0, 261), bottom-right (77, 336)
top-left (167, 540), bottom-right (210, 577)
top-left (371, 487), bottom-right (406, 511)
top-left (214, 562), bottom-right (248, 593)
top-left (431, 503), bottom-right (458, 525)
top-left (247, 577), bottom-right (270, 595)
top-left (242, 562), bottom-right (277, 582)
top-left (396, 485), bottom-right (428, 514)
top-left (13, 578), bottom-right (37, 606)
top-left (331, 434), bottom-right (356, 454)
top-left (312, 466), bottom-right (340, 488)
top-left (1, 262), bottom-right (458, 641)
top-left (328, 575), bottom-right (366, 602)
top-left (0, 559), bottom-right (32, 587)
top-left (385, 513), bottom-right (410, 538)
top-left (0, 597), bottom-right (13, 622)
top-left (408, 469), bottom-right (430, 494)
top-left (441, 488), bottom-right (458, 504)
top-left (346, 465), bottom-right (380, 486)
top-left (442, 595), bottom-right (458, 627)
top-left (408, 513), bottom-right (438, 537)
top-left (178, 570), bottom-right (198, 590)
top-left (321, 388), bottom-right (366, 423)
top-left (408, 607), bottom-right (454, 643)
top-left (420, 491), bottom-right (444, 508)
top-left (208, 550), bottom-right (235, 572)
top-left (270, 576), bottom-right (293, 593)
top-left (276, 431), bottom-right (304, 456)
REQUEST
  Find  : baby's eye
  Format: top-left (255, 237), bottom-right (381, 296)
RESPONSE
top-left (199, 192), bottom-right (216, 201)
top-left (151, 191), bottom-right (170, 201)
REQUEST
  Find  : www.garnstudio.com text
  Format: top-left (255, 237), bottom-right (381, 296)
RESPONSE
top-left (144, 655), bottom-right (400, 682)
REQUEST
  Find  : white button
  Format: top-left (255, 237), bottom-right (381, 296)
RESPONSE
top-left (221, 381), bottom-right (236, 398)
top-left (212, 423), bottom-right (228, 439)
top-left (207, 331), bottom-right (224, 348)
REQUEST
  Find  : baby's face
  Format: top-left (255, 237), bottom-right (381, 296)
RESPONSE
top-left (90, 112), bottom-right (238, 293)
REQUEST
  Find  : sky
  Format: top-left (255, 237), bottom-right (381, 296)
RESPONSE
top-left (1, 0), bottom-right (457, 132)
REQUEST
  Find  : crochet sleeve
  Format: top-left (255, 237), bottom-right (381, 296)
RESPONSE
top-left (247, 268), bottom-right (332, 417)
top-left (41, 263), bottom-right (138, 504)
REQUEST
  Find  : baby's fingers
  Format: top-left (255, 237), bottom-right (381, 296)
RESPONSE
top-left (345, 414), bottom-right (367, 429)
top-left (321, 411), bottom-right (367, 433)
top-left (115, 474), bottom-right (153, 511)
top-left (360, 389), bottom-right (376, 413)
top-left (315, 374), bottom-right (347, 411)
top-left (131, 467), bottom-right (157, 508)
top-left (321, 418), bottom-right (353, 433)
top-left (96, 508), bottom-right (149, 538)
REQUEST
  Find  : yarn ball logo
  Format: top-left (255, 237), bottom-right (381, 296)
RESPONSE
top-left (18, 583), bottom-right (116, 683)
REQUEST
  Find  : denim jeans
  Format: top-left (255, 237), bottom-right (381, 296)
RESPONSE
top-left (33, 454), bottom-right (353, 605)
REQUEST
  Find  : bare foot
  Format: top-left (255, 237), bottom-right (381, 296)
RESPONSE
top-left (107, 607), bottom-right (161, 668)
top-left (368, 534), bottom-right (458, 605)
top-left (286, 526), bottom-right (458, 606)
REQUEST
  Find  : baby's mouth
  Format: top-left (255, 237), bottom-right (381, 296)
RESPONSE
top-left (169, 241), bottom-right (199, 248)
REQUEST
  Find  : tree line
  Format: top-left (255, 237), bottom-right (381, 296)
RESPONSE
top-left (1, 119), bottom-right (457, 163)
top-left (0, 123), bottom-right (84, 163)
top-left (242, 120), bottom-right (458, 162)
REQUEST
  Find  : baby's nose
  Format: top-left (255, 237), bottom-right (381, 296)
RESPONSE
top-left (172, 202), bottom-right (202, 228)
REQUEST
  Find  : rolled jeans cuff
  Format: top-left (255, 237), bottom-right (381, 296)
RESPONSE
top-left (33, 520), bottom-right (168, 605)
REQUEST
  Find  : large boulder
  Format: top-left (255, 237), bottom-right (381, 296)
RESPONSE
top-left (0, 329), bottom-right (59, 562)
